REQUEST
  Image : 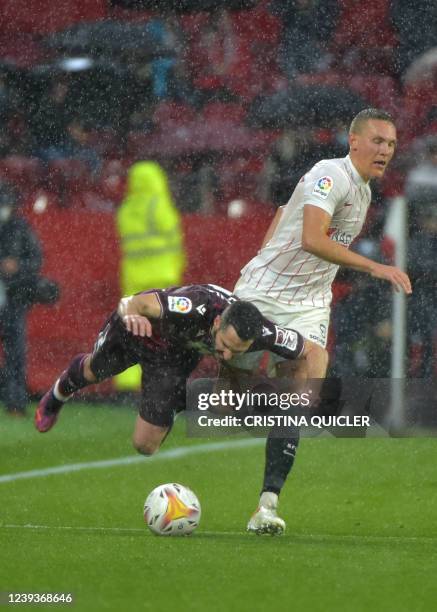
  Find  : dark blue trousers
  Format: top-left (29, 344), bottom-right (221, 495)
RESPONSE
top-left (0, 301), bottom-right (27, 411)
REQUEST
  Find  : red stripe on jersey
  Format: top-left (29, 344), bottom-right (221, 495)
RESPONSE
top-left (293, 257), bottom-right (326, 304)
top-left (306, 262), bottom-right (336, 307)
top-left (279, 251), bottom-right (315, 302)
top-left (265, 243), bottom-right (302, 295)
top-left (250, 238), bottom-right (295, 290)
top-left (246, 239), bottom-right (295, 287)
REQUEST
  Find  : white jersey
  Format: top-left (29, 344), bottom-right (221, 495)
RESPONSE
top-left (236, 155), bottom-right (371, 308)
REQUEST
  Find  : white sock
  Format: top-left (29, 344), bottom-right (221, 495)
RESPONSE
top-left (53, 379), bottom-right (72, 402)
top-left (259, 491), bottom-right (278, 510)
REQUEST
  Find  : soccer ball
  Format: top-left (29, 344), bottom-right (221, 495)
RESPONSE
top-left (144, 483), bottom-right (201, 536)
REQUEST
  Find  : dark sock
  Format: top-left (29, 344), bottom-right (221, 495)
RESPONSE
top-left (57, 353), bottom-right (90, 397)
top-left (261, 428), bottom-right (300, 496)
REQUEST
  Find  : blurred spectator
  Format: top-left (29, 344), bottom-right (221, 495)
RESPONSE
top-left (147, 17), bottom-right (179, 99)
top-left (98, 159), bottom-right (127, 207)
top-left (400, 48), bottom-right (437, 140)
top-left (405, 136), bottom-right (437, 202)
top-left (0, 69), bottom-right (12, 156)
top-left (391, 0), bottom-right (437, 75)
top-left (269, 0), bottom-right (338, 79)
top-left (264, 126), bottom-right (346, 206)
top-left (115, 161), bottom-right (186, 390)
top-left (29, 79), bottom-right (73, 161)
top-left (330, 183), bottom-right (393, 378)
top-left (403, 47), bottom-right (437, 86)
top-left (265, 129), bottom-right (304, 205)
top-left (331, 236), bottom-right (392, 378)
top-left (29, 75), bottom-right (107, 170)
top-left (407, 199), bottom-right (437, 377)
top-left (185, 9), bottom-right (256, 98)
top-left (125, 15), bottom-right (196, 114)
top-left (0, 183), bottom-right (42, 415)
top-left (63, 117), bottom-right (103, 176)
top-left (170, 157), bottom-right (218, 214)
top-left (0, 66), bottom-right (31, 156)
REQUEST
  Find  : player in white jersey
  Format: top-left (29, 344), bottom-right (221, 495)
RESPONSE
top-left (231, 108), bottom-right (412, 535)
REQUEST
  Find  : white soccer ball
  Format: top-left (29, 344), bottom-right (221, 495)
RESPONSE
top-left (144, 483), bottom-right (201, 536)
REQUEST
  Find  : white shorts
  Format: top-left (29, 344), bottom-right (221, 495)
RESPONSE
top-left (228, 287), bottom-right (330, 372)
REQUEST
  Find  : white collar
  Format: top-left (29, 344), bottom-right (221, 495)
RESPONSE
top-left (345, 155), bottom-right (369, 186)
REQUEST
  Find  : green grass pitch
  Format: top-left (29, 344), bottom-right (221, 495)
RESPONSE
top-left (1, 401), bottom-right (437, 611)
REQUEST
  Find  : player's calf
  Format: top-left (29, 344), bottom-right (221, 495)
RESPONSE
top-left (34, 353), bottom-right (95, 433)
top-left (132, 416), bottom-right (169, 456)
top-left (132, 440), bottom-right (161, 456)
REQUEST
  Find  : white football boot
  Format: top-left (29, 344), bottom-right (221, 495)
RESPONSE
top-left (247, 492), bottom-right (285, 535)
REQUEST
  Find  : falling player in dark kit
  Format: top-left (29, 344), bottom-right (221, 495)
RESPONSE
top-left (35, 284), bottom-right (321, 529)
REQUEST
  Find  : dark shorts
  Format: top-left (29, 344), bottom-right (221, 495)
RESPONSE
top-left (89, 312), bottom-right (201, 427)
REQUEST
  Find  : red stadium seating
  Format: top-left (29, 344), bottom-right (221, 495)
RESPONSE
top-left (96, 159), bottom-right (127, 205)
top-left (152, 101), bottom-right (197, 130)
top-left (107, 5), bottom-right (153, 22)
top-left (399, 82), bottom-right (437, 144)
top-left (348, 74), bottom-right (401, 116)
top-left (127, 121), bottom-right (275, 158)
top-left (21, 189), bottom-right (61, 217)
top-left (231, 0), bottom-right (281, 45)
top-left (0, 156), bottom-right (45, 195)
top-left (0, 32), bottom-right (47, 67)
top-left (333, 0), bottom-right (398, 50)
top-left (0, 0), bottom-right (107, 34)
top-left (86, 129), bottom-right (122, 159)
top-left (201, 102), bottom-right (247, 123)
top-left (179, 12), bottom-right (210, 36)
top-left (46, 159), bottom-right (94, 199)
top-left (216, 155), bottom-right (265, 203)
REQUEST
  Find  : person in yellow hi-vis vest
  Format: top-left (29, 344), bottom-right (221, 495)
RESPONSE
top-left (115, 161), bottom-right (186, 390)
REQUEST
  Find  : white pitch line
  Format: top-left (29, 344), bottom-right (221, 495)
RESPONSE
top-left (1, 523), bottom-right (436, 544)
top-left (0, 524), bottom-right (240, 537)
top-left (0, 437), bottom-right (264, 484)
top-left (0, 524), bottom-right (238, 537)
top-left (2, 524), bottom-right (145, 534)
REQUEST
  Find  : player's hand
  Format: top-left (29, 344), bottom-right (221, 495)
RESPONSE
top-left (122, 314), bottom-right (152, 337)
top-left (370, 263), bottom-right (412, 294)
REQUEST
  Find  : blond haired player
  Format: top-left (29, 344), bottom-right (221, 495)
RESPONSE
top-left (231, 108), bottom-right (412, 534)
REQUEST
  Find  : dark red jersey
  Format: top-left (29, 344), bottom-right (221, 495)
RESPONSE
top-left (136, 284), bottom-right (305, 361)
top-left (90, 284), bottom-right (306, 427)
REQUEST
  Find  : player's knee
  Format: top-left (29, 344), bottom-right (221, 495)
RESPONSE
top-left (311, 344), bottom-right (329, 372)
top-left (320, 347), bottom-right (329, 370)
top-left (317, 345), bottom-right (329, 361)
top-left (132, 438), bottom-right (160, 456)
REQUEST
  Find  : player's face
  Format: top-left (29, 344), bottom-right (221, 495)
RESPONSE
top-left (212, 318), bottom-right (254, 362)
top-left (349, 119), bottom-right (397, 181)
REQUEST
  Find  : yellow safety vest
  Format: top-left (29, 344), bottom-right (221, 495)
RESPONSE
top-left (116, 161), bottom-right (185, 295)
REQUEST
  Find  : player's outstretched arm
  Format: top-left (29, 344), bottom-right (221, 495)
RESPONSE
top-left (369, 263), bottom-right (411, 293)
top-left (117, 292), bottom-right (161, 337)
top-left (302, 205), bottom-right (412, 294)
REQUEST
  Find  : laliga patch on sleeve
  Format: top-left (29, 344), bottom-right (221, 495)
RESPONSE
top-left (275, 327), bottom-right (298, 351)
top-left (168, 296), bottom-right (192, 314)
top-left (312, 176), bottom-right (334, 199)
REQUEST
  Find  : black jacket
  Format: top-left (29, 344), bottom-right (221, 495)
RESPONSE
top-left (0, 216), bottom-right (42, 305)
